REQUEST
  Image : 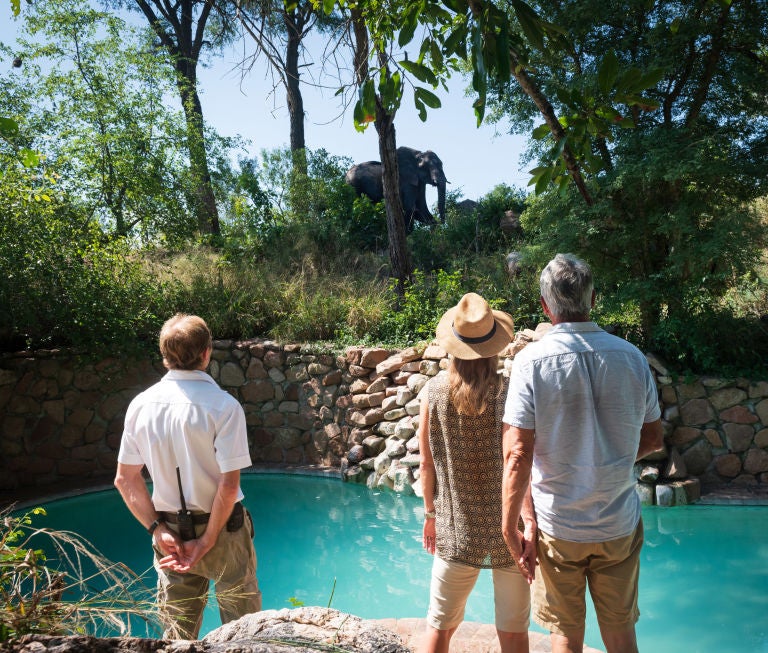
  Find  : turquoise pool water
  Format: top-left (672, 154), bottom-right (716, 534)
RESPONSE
top-left (22, 474), bottom-right (768, 652)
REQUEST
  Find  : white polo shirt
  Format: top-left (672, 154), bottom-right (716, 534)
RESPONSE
top-left (118, 369), bottom-right (251, 512)
top-left (503, 322), bottom-right (661, 542)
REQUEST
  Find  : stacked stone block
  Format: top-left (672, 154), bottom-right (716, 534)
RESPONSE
top-left (2, 335), bottom-right (768, 507)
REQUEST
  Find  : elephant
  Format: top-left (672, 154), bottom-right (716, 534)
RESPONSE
top-left (345, 146), bottom-right (447, 232)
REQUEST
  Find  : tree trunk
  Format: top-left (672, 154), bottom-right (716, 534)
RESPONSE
top-left (376, 104), bottom-right (412, 297)
top-left (349, 15), bottom-right (411, 297)
top-left (284, 8), bottom-right (307, 174)
top-left (134, 0), bottom-right (221, 236)
top-left (177, 70), bottom-right (221, 236)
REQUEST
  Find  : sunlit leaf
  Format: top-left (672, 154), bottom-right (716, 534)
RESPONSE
top-left (400, 60), bottom-right (438, 85)
top-left (414, 86), bottom-right (441, 109)
top-left (20, 148), bottom-right (41, 168)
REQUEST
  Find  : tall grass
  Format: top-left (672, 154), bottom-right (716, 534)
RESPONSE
top-left (1, 507), bottom-right (160, 641)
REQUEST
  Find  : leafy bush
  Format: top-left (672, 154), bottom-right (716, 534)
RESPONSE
top-left (0, 164), bottom-right (172, 353)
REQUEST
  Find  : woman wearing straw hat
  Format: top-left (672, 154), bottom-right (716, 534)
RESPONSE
top-left (418, 293), bottom-right (536, 653)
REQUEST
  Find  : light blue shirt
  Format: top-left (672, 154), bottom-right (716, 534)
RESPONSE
top-left (503, 322), bottom-right (661, 542)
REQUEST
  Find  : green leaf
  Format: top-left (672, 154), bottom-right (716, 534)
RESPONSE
top-left (444, 25), bottom-right (467, 57)
top-left (414, 86), bottom-right (441, 109)
top-left (322, 0), bottom-right (334, 16)
top-left (617, 67), bottom-right (642, 92)
top-left (20, 148), bottom-right (40, 168)
top-left (512, 0), bottom-right (545, 51)
top-left (670, 17), bottom-right (681, 34)
top-left (598, 51), bottom-right (619, 96)
top-left (414, 95), bottom-right (427, 122)
top-left (637, 68), bottom-right (665, 91)
top-left (399, 60), bottom-right (438, 86)
top-left (398, 11), bottom-right (418, 48)
top-left (495, 22), bottom-right (511, 82)
top-left (0, 117), bottom-right (19, 138)
top-left (532, 123), bottom-right (550, 140)
top-left (11, 0), bottom-right (21, 16)
top-left (534, 167), bottom-right (553, 194)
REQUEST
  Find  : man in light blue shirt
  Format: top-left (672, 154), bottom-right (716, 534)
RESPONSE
top-left (501, 254), bottom-right (663, 653)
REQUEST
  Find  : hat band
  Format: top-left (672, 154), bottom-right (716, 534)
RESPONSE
top-left (452, 320), bottom-right (497, 344)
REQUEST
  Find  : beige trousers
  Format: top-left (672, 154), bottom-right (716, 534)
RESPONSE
top-left (154, 511), bottom-right (262, 639)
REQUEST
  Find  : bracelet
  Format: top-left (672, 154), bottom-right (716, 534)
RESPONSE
top-left (424, 510), bottom-right (436, 519)
top-left (147, 518), bottom-right (163, 535)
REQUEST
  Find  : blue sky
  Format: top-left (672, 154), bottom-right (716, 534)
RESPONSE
top-left (1, 4), bottom-right (531, 201)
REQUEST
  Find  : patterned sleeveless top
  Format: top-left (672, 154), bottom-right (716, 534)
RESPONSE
top-left (428, 372), bottom-right (515, 569)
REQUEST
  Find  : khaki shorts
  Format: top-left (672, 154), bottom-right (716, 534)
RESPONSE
top-left (427, 555), bottom-right (530, 633)
top-left (532, 519), bottom-right (643, 637)
top-left (155, 510), bottom-right (262, 639)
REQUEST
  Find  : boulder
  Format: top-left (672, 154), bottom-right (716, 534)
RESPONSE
top-left (3, 608), bottom-right (410, 653)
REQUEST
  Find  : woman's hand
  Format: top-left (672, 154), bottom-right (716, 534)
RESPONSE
top-left (423, 517), bottom-right (437, 555)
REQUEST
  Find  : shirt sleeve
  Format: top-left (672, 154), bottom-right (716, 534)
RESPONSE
top-left (503, 357), bottom-right (536, 430)
top-left (117, 398), bottom-right (145, 466)
top-left (643, 365), bottom-right (662, 423)
top-left (214, 397), bottom-right (252, 473)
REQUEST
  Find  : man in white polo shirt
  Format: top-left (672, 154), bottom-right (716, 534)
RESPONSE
top-left (501, 254), bottom-right (663, 653)
top-left (115, 314), bottom-right (261, 639)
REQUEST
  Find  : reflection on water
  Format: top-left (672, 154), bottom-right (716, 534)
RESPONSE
top-left (23, 475), bottom-right (768, 652)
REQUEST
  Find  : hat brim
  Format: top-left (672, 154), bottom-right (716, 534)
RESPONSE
top-left (435, 306), bottom-right (514, 360)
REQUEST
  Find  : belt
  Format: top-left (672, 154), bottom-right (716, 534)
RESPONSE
top-left (159, 511), bottom-right (210, 525)
top-left (158, 501), bottom-right (243, 526)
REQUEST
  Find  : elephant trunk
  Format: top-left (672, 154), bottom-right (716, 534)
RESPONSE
top-left (437, 179), bottom-right (446, 223)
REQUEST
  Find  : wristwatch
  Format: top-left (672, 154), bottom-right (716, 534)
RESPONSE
top-left (424, 509), bottom-right (436, 519)
top-left (147, 518), bottom-right (164, 535)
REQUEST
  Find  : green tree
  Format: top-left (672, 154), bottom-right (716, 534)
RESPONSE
top-left (124, 0), bottom-right (240, 236)
top-left (4, 0), bottom-right (197, 241)
top-left (492, 1), bottom-right (768, 339)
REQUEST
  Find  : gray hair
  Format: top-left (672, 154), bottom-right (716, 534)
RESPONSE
top-left (540, 254), bottom-right (594, 321)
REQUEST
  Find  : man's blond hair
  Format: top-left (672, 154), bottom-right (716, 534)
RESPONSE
top-left (159, 314), bottom-right (212, 370)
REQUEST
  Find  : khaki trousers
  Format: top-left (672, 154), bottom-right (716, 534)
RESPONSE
top-left (154, 511), bottom-right (262, 639)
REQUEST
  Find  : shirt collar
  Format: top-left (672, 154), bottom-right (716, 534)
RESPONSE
top-left (163, 369), bottom-right (217, 384)
top-left (547, 321), bottom-right (604, 336)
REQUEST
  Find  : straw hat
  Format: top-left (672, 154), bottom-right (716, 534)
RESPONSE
top-left (435, 293), bottom-right (514, 360)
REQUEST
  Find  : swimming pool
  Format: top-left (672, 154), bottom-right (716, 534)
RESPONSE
top-left (22, 474), bottom-right (768, 652)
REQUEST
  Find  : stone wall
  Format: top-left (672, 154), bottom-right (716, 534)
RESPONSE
top-left (2, 331), bottom-right (767, 505)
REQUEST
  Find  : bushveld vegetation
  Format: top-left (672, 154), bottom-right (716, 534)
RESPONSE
top-left (1, 0), bottom-right (767, 377)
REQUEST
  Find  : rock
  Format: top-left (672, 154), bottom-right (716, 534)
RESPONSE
top-left (637, 465), bottom-right (660, 483)
top-left (4, 609), bottom-right (410, 653)
top-left (655, 484), bottom-right (675, 506)
top-left (723, 423), bottom-right (754, 452)
top-left (663, 448), bottom-right (688, 480)
top-left (347, 444), bottom-right (365, 464)
top-left (679, 398), bottom-right (715, 426)
top-left (681, 439), bottom-right (713, 476)
top-left (205, 608), bottom-right (410, 652)
top-left (636, 482), bottom-right (655, 505)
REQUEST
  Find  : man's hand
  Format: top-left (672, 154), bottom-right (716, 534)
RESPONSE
top-left (506, 529), bottom-right (535, 584)
top-left (153, 524), bottom-right (184, 558)
top-left (521, 524), bottom-right (538, 584)
top-left (157, 537), bottom-right (214, 573)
